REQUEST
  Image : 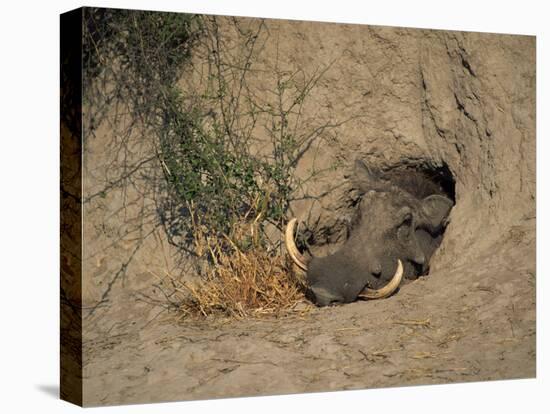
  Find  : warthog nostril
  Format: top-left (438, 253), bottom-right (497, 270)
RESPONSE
top-left (372, 262), bottom-right (382, 277)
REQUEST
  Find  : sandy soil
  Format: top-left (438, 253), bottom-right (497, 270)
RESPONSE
top-left (81, 219), bottom-right (534, 406)
top-left (74, 16), bottom-right (536, 406)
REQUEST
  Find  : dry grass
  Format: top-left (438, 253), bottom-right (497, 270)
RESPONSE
top-left (392, 318), bottom-right (432, 328)
top-left (177, 249), bottom-right (307, 319)
top-left (155, 214), bottom-right (310, 320)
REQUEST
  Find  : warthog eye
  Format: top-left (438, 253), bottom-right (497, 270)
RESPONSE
top-left (402, 214), bottom-right (412, 227)
top-left (397, 214), bottom-right (413, 239)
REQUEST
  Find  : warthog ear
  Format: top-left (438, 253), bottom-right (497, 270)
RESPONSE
top-left (354, 159), bottom-right (383, 193)
top-left (418, 195), bottom-right (453, 232)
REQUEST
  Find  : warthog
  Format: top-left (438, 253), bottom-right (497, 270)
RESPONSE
top-left (286, 160), bottom-right (454, 306)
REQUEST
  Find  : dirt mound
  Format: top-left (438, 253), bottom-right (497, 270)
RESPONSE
top-left (79, 16), bottom-right (535, 406)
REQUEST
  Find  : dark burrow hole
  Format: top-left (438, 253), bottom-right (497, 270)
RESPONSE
top-left (383, 161), bottom-right (456, 204)
top-left (424, 162), bottom-right (456, 203)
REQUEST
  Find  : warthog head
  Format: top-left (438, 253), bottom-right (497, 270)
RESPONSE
top-left (286, 160), bottom-right (454, 306)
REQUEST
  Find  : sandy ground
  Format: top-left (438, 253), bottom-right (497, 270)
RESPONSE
top-left (81, 219), bottom-right (534, 406)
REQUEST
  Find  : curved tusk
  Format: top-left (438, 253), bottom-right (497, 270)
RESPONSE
top-left (358, 259), bottom-right (403, 300)
top-left (285, 218), bottom-right (309, 271)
